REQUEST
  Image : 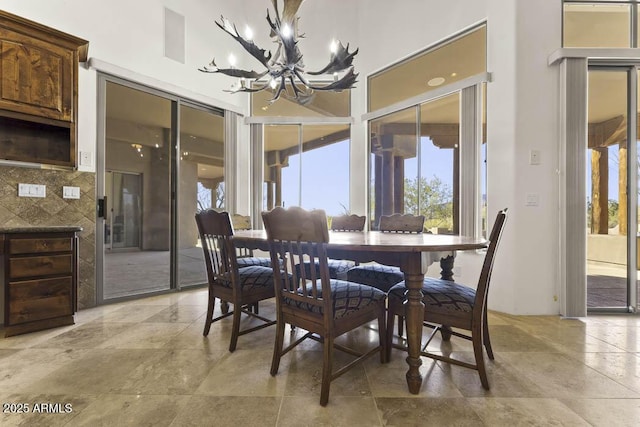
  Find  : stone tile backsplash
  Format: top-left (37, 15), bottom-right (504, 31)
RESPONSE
top-left (0, 166), bottom-right (96, 309)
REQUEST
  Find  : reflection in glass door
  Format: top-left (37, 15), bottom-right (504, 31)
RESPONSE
top-left (586, 68), bottom-right (637, 311)
top-left (102, 81), bottom-right (172, 300)
top-left (177, 104), bottom-right (225, 288)
top-left (105, 171), bottom-right (142, 250)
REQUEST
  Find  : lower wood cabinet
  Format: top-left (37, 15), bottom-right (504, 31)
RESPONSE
top-left (1, 228), bottom-right (80, 337)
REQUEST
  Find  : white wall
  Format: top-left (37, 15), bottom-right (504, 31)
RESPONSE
top-left (350, 0), bottom-right (563, 314)
top-left (1, 0), bottom-right (566, 315)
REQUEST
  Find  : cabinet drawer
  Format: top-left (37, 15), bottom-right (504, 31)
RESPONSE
top-left (8, 276), bottom-right (73, 324)
top-left (9, 254), bottom-right (72, 279)
top-left (9, 237), bottom-right (72, 255)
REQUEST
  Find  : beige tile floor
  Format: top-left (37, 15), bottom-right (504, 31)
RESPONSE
top-left (0, 288), bottom-right (639, 426)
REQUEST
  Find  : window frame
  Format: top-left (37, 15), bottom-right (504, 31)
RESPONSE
top-left (563, 0), bottom-right (640, 48)
top-left (364, 74), bottom-right (488, 238)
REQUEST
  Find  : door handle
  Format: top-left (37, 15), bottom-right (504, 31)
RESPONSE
top-left (98, 196), bottom-right (107, 218)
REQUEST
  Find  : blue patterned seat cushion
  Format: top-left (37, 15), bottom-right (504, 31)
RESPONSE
top-left (297, 260), bottom-right (356, 280)
top-left (389, 278), bottom-right (476, 313)
top-left (216, 265), bottom-right (275, 291)
top-left (236, 256), bottom-right (272, 268)
top-left (283, 279), bottom-right (386, 319)
top-left (346, 264), bottom-right (405, 292)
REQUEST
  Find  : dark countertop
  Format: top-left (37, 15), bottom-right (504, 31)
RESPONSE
top-left (0, 226), bottom-right (82, 234)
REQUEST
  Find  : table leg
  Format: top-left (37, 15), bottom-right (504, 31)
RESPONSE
top-left (439, 255), bottom-right (455, 341)
top-left (404, 271), bottom-right (424, 394)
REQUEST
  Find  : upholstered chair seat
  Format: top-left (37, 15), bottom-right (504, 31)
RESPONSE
top-left (213, 265), bottom-right (278, 290)
top-left (288, 279), bottom-right (387, 318)
top-left (346, 264), bottom-right (404, 292)
top-left (236, 256), bottom-right (273, 268)
top-left (300, 259), bottom-right (356, 281)
top-left (389, 278), bottom-right (476, 314)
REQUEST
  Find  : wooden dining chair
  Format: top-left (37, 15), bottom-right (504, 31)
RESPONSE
top-left (195, 209), bottom-right (276, 352)
top-left (230, 214), bottom-right (273, 268)
top-left (262, 206), bottom-right (386, 406)
top-left (299, 214), bottom-right (366, 280)
top-left (346, 213), bottom-right (425, 292)
top-left (385, 208), bottom-right (508, 389)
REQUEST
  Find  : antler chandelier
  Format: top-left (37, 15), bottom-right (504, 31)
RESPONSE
top-left (200, 0), bottom-right (358, 104)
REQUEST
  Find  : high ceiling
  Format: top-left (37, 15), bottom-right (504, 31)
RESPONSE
top-left (104, 6), bottom-right (637, 179)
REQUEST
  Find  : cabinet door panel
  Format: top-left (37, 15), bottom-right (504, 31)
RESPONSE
top-left (0, 36), bottom-right (72, 121)
top-left (8, 276), bottom-right (73, 324)
top-left (9, 254), bottom-right (72, 279)
top-left (10, 237), bottom-right (73, 255)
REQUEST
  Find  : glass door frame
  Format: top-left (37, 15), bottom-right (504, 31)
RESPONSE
top-left (96, 74), bottom-right (179, 304)
top-left (587, 64), bottom-right (638, 313)
top-left (96, 74), bottom-right (228, 303)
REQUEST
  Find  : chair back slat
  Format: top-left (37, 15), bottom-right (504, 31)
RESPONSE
top-left (379, 213), bottom-right (425, 233)
top-left (474, 208), bottom-right (508, 310)
top-left (195, 210), bottom-right (238, 287)
top-left (263, 207), bottom-right (333, 316)
top-left (331, 214), bottom-right (366, 231)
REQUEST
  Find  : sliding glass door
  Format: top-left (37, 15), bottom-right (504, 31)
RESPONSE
top-left (586, 67), bottom-right (638, 312)
top-left (98, 76), bottom-right (226, 302)
top-left (177, 104), bottom-right (225, 288)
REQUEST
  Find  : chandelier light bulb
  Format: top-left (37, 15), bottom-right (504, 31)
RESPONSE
top-left (228, 53), bottom-right (237, 67)
top-left (330, 40), bottom-right (338, 54)
top-left (269, 78), bottom-right (278, 89)
top-left (281, 23), bottom-right (292, 39)
top-left (244, 25), bottom-right (253, 40)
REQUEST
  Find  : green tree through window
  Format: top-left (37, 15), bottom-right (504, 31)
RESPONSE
top-left (404, 175), bottom-right (453, 230)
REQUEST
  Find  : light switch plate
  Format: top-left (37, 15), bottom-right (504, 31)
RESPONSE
top-left (17, 183), bottom-right (46, 198)
top-left (526, 193), bottom-right (539, 206)
top-left (79, 151), bottom-right (93, 167)
top-left (63, 186), bottom-right (80, 199)
top-left (529, 150), bottom-right (541, 165)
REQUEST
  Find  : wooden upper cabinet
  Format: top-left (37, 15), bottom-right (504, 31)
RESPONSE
top-left (0, 11), bottom-right (88, 167)
top-left (0, 33), bottom-right (73, 121)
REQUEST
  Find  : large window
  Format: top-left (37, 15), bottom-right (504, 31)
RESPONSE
top-left (563, 1), bottom-right (640, 47)
top-left (252, 86), bottom-right (352, 220)
top-left (368, 25), bottom-right (486, 112)
top-left (367, 25), bottom-right (487, 237)
top-left (263, 124), bottom-right (351, 216)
